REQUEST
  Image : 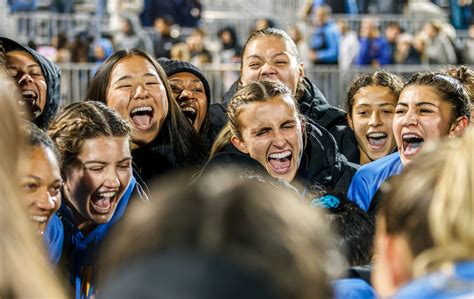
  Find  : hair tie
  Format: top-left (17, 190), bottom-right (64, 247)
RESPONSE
top-left (311, 195), bottom-right (340, 209)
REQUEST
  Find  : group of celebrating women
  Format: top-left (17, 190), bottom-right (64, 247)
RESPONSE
top-left (0, 26), bottom-right (472, 299)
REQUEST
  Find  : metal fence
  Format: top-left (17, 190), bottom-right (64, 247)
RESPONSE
top-left (58, 63), bottom-right (471, 109)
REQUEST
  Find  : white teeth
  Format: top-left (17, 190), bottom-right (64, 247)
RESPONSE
top-left (269, 150), bottom-right (291, 159)
top-left (181, 106), bottom-right (196, 113)
top-left (31, 215), bottom-right (48, 222)
top-left (22, 90), bottom-right (36, 96)
top-left (131, 106), bottom-right (153, 114)
top-left (403, 133), bottom-right (421, 139)
top-left (368, 132), bottom-right (386, 138)
top-left (99, 192), bottom-right (116, 198)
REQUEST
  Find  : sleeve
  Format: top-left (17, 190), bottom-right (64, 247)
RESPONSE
top-left (347, 170), bottom-right (371, 211)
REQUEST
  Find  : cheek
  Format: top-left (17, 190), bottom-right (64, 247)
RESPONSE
top-left (241, 68), bottom-right (257, 84)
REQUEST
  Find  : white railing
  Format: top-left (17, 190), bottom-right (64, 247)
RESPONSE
top-left (58, 63), bottom-right (471, 109)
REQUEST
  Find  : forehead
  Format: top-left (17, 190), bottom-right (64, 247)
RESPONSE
top-left (26, 146), bottom-right (60, 174)
top-left (169, 72), bottom-right (202, 83)
top-left (353, 85), bottom-right (397, 106)
top-left (6, 50), bottom-right (39, 66)
top-left (244, 36), bottom-right (294, 58)
top-left (111, 55), bottom-right (160, 78)
top-left (398, 85), bottom-right (443, 104)
top-left (239, 95), bottom-right (297, 120)
top-left (78, 136), bottom-right (130, 159)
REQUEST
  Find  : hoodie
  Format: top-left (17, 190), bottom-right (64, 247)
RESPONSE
top-left (0, 36), bottom-right (61, 129)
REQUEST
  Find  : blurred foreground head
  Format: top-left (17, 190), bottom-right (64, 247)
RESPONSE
top-left (373, 128), bottom-right (474, 296)
top-left (0, 68), bottom-right (65, 297)
top-left (99, 169), bottom-right (345, 299)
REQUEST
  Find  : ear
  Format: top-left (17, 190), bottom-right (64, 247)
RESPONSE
top-left (347, 114), bottom-right (354, 130)
top-left (298, 62), bottom-right (305, 78)
top-left (386, 235), bottom-right (413, 290)
top-left (449, 116), bottom-right (469, 138)
top-left (230, 136), bottom-right (249, 154)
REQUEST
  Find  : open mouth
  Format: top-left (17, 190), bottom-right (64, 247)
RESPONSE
top-left (90, 191), bottom-right (117, 214)
top-left (130, 106), bottom-right (154, 130)
top-left (30, 215), bottom-right (49, 235)
top-left (367, 132), bottom-right (388, 150)
top-left (402, 133), bottom-right (424, 156)
top-left (19, 90), bottom-right (40, 113)
top-left (180, 105), bottom-right (197, 126)
top-left (267, 150), bottom-right (292, 174)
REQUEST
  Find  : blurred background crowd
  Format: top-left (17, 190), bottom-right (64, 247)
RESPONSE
top-left (1, 0), bottom-right (473, 106)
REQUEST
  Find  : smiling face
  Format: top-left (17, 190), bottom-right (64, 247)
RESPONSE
top-left (241, 36), bottom-right (303, 94)
top-left (18, 146), bottom-right (62, 235)
top-left (6, 51), bottom-right (47, 120)
top-left (106, 55), bottom-right (169, 145)
top-left (393, 85), bottom-right (455, 166)
top-left (231, 95), bottom-right (303, 183)
top-left (63, 136), bottom-right (132, 231)
top-left (168, 72), bottom-right (208, 132)
top-left (348, 85), bottom-right (397, 165)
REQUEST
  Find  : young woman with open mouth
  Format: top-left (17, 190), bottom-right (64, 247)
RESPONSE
top-left (46, 101), bottom-right (148, 299)
top-left (209, 80), bottom-right (357, 192)
top-left (18, 122), bottom-right (63, 264)
top-left (348, 73), bottom-right (471, 212)
top-left (86, 48), bottom-right (207, 183)
top-left (346, 71), bottom-right (404, 165)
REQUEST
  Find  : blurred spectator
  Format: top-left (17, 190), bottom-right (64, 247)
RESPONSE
top-left (170, 42), bottom-right (191, 61)
top-left (217, 26), bottom-right (242, 63)
top-left (422, 21), bottom-right (457, 64)
top-left (356, 18), bottom-right (391, 66)
top-left (336, 19), bottom-right (360, 71)
top-left (288, 23), bottom-right (311, 66)
top-left (186, 27), bottom-right (212, 65)
top-left (309, 4), bottom-right (340, 65)
top-left (114, 13), bottom-right (153, 53)
top-left (384, 22), bottom-right (402, 64)
top-left (92, 37), bottom-right (114, 72)
top-left (405, 0), bottom-right (446, 18)
top-left (51, 0), bottom-right (74, 12)
top-left (300, 0), bottom-right (358, 16)
top-left (462, 24), bottom-right (474, 64)
top-left (174, 0), bottom-right (203, 28)
top-left (450, 0), bottom-right (473, 29)
top-left (372, 0), bottom-right (405, 14)
top-left (140, 0), bottom-right (202, 28)
top-left (152, 15), bottom-right (181, 59)
top-left (70, 31), bottom-right (93, 62)
top-left (393, 33), bottom-right (422, 64)
top-left (108, 0), bottom-right (145, 32)
top-left (37, 32), bottom-right (71, 63)
top-left (217, 26), bottom-right (242, 90)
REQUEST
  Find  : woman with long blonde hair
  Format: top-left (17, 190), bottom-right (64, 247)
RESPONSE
top-left (373, 128), bottom-right (474, 298)
top-left (0, 68), bottom-right (65, 297)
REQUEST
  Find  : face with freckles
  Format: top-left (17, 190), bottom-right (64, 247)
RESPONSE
top-left (63, 136), bottom-right (132, 231)
top-left (348, 85), bottom-right (397, 165)
top-left (6, 51), bottom-right (47, 120)
top-left (106, 55), bottom-right (169, 145)
top-left (241, 36), bottom-right (304, 94)
top-left (393, 85), bottom-right (460, 166)
top-left (231, 95), bottom-right (304, 183)
top-left (18, 146), bottom-right (62, 235)
top-left (168, 72), bottom-right (208, 132)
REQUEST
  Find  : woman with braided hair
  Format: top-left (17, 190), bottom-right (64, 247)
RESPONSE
top-left (45, 101), bottom-right (148, 299)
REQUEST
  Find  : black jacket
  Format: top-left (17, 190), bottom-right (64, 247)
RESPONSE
top-left (1, 37), bottom-right (61, 129)
top-left (201, 103), bottom-right (227, 148)
top-left (203, 122), bottom-right (358, 193)
top-left (222, 78), bottom-right (359, 164)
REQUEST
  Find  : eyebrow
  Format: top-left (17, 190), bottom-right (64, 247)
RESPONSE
top-left (396, 101), bottom-right (439, 108)
top-left (113, 73), bottom-right (158, 84)
top-left (83, 157), bottom-right (132, 165)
